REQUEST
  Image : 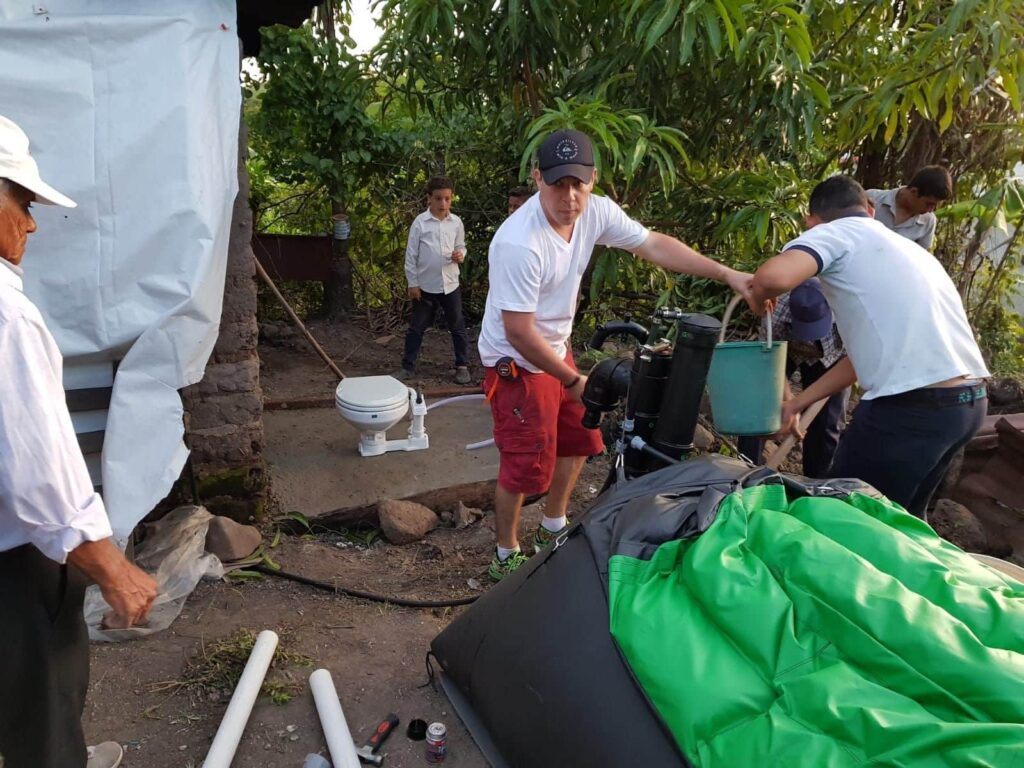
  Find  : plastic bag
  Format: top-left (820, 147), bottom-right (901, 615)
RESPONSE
top-left (85, 505), bottom-right (224, 642)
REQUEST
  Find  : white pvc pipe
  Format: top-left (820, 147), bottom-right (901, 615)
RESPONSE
top-left (203, 630), bottom-right (279, 768)
top-left (465, 437), bottom-right (495, 451)
top-left (309, 668), bottom-right (361, 768)
top-left (426, 393), bottom-right (486, 411)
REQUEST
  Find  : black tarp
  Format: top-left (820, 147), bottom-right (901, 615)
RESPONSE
top-left (431, 455), bottom-right (880, 767)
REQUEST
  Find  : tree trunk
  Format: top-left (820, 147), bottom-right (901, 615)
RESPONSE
top-left (319, 2), bottom-right (355, 320)
top-left (325, 203), bottom-right (355, 320)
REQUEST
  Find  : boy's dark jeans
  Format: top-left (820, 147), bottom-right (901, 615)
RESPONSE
top-left (828, 382), bottom-right (987, 520)
top-left (402, 287), bottom-right (469, 372)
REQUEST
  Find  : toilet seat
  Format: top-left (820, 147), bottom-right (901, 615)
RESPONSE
top-left (335, 375), bottom-right (410, 411)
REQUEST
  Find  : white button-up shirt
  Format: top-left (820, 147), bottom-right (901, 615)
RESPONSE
top-left (404, 209), bottom-right (466, 295)
top-left (0, 258), bottom-right (112, 563)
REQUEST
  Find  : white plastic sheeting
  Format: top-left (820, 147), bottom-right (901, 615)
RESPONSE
top-left (0, 1), bottom-right (241, 540)
top-left (85, 505), bottom-right (224, 642)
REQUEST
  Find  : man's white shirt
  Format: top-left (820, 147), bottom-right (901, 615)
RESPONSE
top-left (404, 209), bottom-right (466, 295)
top-left (784, 214), bottom-right (989, 399)
top-left (0, 258), bottom-right (112, 562)
top-left (479, 194), bottom-right (649, 370)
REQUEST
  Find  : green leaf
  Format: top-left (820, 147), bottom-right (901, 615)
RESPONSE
top-left (643, 0), bottom-right (682, 53)
top-left (803, 75), bottom-right (831, 108)
top-left (1001, 67), bottom-right (1021, 112)
top-left (701, 4), bottom-right (722, 55)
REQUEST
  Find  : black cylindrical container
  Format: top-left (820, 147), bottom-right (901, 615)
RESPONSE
top-left (624, 347), bottom-right (672, 478)
top-left (650, 313), bottom-right (721, 460)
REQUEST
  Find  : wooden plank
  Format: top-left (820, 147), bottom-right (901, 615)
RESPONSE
top-left (65, 386), bottom-right (112, 412)
top-left (265, 385), bottom-right (485, 411)
top-left (253, 234), bottom-right (333, 282)
top-left (76, 431), bottom-right (105, 455)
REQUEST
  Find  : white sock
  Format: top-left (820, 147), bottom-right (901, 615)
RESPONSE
top-left (541, 515), bottom-right (567, 533)
top-left (496, 544), bottom-right (521, 562)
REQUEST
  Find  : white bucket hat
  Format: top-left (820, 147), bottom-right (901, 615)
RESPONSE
top-left (0, 114), bottom-right (76, 208)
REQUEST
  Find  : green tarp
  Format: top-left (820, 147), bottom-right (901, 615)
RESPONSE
top-left (609, 484), bottom-right (1024, 767)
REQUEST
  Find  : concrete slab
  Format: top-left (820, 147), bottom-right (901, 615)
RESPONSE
top-left (264, 399), bottom-right (498, 517)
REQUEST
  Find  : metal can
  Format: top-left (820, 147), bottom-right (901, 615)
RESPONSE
top-left (425, 721), bottom-right (447, 763)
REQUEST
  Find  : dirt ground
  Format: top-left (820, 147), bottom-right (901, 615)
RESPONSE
top-left (84, 320), bottom-right (609, 767)
top-left (81, 314), bottom-right (1021, 765)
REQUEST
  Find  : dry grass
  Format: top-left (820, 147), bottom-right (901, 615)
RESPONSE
top-left (148, 627), bottom-right (312, 705)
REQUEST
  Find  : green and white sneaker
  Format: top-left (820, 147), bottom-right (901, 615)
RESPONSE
top-left (532, 520), bottom-right (570, 554)
top-left (488, 549), bottom-right (529, 582)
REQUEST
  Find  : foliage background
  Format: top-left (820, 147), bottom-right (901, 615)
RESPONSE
top-left (245, 0), bottom-right (1024, 373)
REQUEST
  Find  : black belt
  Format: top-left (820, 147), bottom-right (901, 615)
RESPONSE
top-left (879, 380), bottom-right (987, 407)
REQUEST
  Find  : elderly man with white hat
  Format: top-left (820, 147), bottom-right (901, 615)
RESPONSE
top-left (0, 115), bottom-right (158, 768)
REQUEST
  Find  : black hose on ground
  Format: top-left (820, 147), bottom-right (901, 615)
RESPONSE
top-left (254, 565), bottom-right (481, 608)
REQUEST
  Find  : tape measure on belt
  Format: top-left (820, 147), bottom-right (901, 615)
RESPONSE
top-left (486, 356), bottom-right (519, 402)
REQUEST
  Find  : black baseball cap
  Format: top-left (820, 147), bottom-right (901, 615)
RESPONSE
top-left (537, 129), bottom-right (595, 184)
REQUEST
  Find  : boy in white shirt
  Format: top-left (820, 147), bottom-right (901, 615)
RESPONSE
top-left (398, 176), bottom-right (470, 384)
top-left (752, 175), bottom-right (989, 520)
top-left (479, 129), bottom-right (755, 579)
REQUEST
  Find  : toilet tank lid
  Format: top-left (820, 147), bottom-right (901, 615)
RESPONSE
top-left (335, 375), bottom-right (411, 409)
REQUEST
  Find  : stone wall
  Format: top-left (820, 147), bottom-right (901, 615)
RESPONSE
top-left (178, 115), bottom-right (266, 521)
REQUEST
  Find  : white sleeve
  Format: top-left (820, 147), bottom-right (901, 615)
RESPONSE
top-left (404, 217), bottom-right (420, 287)
top-left (783, 223), bottom-right (850, 274)
top-left (593, 196), bottom-right (650, 250)
top-left (487, 243), bottom-right (544, 312)
top-left (0, 317), bottom-right (112, 563)
top-left (455, 216), bottom-right (466, 258)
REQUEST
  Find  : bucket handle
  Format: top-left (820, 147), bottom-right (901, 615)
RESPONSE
top-left (720, 294), bottom-right (772, 350)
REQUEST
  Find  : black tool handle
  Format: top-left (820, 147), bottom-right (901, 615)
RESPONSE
top-left (366, 713), bottom-right (400, 752)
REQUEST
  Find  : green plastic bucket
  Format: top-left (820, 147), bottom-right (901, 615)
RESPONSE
top-left (707, 295), bottom-right (787, 435)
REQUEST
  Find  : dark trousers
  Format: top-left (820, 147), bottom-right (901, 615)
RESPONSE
top-left (738, 360), bottom-right (850, 477)
top-left (0, 545), bottom-right (90, 768)
top-left (828, 384), bottom-right (987, 520)
top-left (401, 288), bottom-right (469, 372)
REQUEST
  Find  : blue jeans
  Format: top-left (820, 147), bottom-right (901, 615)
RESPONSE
top-left (828, 383), bottom-right (987, 519)
top-left (401, 287), bottom-right (469, 371)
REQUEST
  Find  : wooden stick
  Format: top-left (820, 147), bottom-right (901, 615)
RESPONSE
top-left (765, 398), bottom-right (829, 470)
top-left (253, 256), bottom-right (346, 381)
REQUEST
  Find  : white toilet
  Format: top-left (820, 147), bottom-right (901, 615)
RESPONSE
top-left (335, 375), bottom-right (429, 457)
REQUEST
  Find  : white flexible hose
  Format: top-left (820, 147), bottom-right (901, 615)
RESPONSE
top-left (422, 393), bottom-right (491, 449)
top-left (426, 393), bottom-right (486, 411)
top-left (203, 630), bottom-right (279, 768)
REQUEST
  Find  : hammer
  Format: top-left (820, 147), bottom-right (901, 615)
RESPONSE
top-left (355, 713), bottom-right (400, 766)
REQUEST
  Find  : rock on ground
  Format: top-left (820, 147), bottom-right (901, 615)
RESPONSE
top-left (453, 501), bottom-right (484, 529)
top-left (377, 499), bottom-right (440, 544)
top-left (205, 516), bottom-right (262, 562)
top-left (929, 498), bottom-right (992, 554)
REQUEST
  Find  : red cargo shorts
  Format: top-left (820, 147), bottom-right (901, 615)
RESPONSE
top-left (484, 355), bottom-right (605, 495)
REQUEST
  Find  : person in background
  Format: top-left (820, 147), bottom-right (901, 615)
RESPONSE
top-left (751, 175), bottom-right (989, 521)
top-left (866, 165), bottom-right (953, 250)
top-left (736, 279), bottom-right (849, 477)
top-left (479, 128), bottom-right (757, 580)
top-left (398, 176), bottom-right (471, 384)
top-left (507, 184), bottom-right (533, 215)
top-left (0, 115), bottom-right (158, 768)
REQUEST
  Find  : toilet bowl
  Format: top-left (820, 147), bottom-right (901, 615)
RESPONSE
top-left (335, 375), bottom-right (428, 457)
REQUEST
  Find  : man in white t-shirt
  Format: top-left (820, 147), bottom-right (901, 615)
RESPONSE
top-left (479, 129), bottom-right (755, 580)
top-left (751, 175), bottom-right (989, 520)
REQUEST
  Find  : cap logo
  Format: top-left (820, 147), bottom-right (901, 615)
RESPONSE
top-left (555, 139), bottom-right (579, 161)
